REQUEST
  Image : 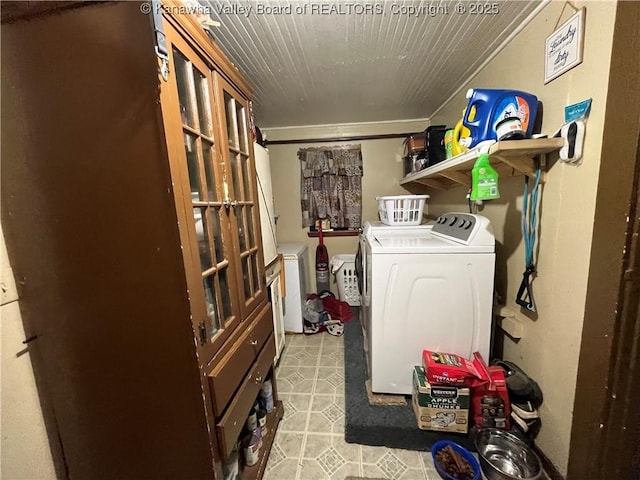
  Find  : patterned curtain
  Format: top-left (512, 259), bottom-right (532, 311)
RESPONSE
top-left (299, 145), bottom-right (363, 229)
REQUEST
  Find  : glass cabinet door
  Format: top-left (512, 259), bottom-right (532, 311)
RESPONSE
top-left (214, 75), bottom-right (266, 319)
top-left (165, 31), bottom-right (242, 361)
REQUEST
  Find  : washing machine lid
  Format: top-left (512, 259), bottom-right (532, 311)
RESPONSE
top-left (369, 233), bottom-right (491, 253)
top-left (277, 243), bottom-right (308, 258)
top-left (368, 213), bottom-right (494, 254)
top-left (363, 221), bottom-right (433, 237)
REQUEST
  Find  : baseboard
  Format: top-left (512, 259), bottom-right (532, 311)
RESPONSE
top-left (534, 445), bottom-right (565, 480)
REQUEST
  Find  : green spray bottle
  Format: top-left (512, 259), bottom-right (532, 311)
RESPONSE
top-left (470, 153), bottom-right (500, 201)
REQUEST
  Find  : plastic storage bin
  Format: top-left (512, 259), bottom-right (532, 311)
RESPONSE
top-left (331, 254), bottom-right (361, 307)
top-left (377, 195), bottom-right (429, 226)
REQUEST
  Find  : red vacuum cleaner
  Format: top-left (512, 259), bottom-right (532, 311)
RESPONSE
top-left (315, 222), bottom-right (330, 294)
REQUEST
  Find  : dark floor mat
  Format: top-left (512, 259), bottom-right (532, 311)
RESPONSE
top-left (343, 310), bottom-right (475, 451)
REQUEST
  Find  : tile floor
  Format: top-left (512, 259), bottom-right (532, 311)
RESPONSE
top-left (264, 332), bottom-right (442, 480)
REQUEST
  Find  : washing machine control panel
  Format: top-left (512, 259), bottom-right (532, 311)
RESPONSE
top-left (433, 213), bottom-right (479, 243)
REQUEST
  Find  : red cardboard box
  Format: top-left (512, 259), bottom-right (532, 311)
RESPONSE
top-left (470, 353), bottom-right (511, 430)
top-left (422, 350), bottom-right (484, 387)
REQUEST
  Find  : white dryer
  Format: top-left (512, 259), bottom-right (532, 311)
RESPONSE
top-left (360, 213), bottom-right (495, 395)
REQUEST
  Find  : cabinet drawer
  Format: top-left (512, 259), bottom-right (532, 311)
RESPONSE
top-left (208, 303), bottom-right (272, 417)
top-left (217, 334), bottom-right (276, 460)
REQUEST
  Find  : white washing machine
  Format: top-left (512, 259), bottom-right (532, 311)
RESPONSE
top-left (359, 213), bottom-right (495, 395)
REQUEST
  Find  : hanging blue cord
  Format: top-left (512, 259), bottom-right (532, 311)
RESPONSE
top-left (522, 168), bottom-right (541, 267)
top-left (517, 168), bottom-right (542, 311)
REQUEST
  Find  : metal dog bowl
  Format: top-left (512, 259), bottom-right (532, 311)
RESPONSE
top-left (474, 429), bottom-right (541, 480)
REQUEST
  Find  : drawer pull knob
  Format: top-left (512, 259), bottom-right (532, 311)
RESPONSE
top-left (254, 375), bottom-right (262, 384)
top-left (250, 340), bottom-right (258, 346)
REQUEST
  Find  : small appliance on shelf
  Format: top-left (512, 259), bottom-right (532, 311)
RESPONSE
top-left (403, 133), bottom-right (427, 175)
top-left (424, 125), bottom-right (448, 167)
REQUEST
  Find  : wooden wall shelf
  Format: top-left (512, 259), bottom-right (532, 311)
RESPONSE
top-left (400, 138), bottom-right (564, 191)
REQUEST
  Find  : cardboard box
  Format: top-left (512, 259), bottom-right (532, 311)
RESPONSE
top-left (422, 350), bottom-right (483, 387)
top-left (314, 219), bottom-right (331, 231)
top-left (412, 366), bottom-right (470, 434)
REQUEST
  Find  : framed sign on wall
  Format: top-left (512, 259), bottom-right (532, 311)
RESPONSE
top-left (544, 7), bottom-right (586, 84)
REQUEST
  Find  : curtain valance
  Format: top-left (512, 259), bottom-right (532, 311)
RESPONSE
top-left (299, 145), bottom-right (363, 178)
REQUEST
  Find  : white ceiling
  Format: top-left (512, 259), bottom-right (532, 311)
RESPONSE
top-left (200, 0), bottom-right (544, 128)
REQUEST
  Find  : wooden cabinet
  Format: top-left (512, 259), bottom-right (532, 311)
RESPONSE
top-left (161, 14), bottom-right (266, 365)
top-left (1, 2), bottom-right (281, 479)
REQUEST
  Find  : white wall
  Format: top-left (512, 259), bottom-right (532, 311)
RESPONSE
top-left (264, 119), bottom-right (428, 292)
top-left (1, 226), bottom-right (56, 479)
top-left (425, 1), bottom-right (617, 474)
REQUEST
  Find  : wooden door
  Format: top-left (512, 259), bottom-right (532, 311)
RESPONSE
top-left (160, 24), bottom-right (242, 362)
top-left (214, 75), bottom-right (267, 321)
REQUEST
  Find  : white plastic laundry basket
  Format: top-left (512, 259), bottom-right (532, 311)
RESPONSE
top-left (376, 195), bottom-right (429, 226)
top-left (331, 254), bottom-right (361, 307)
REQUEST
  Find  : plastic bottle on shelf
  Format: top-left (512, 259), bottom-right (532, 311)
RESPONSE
top-left (452, 109), bottom-right (472, 157)
top-left (257, 409), bottom-right (268, 437)
top-left (259, 379), bottom-right (274, 413)
top-left (470, 154), bottom-right (500, 201)
top-left (245, 404), bottom-right (258, 431)
top-left (241, 428), bottom-right (261, 467)
top-left (463, 88), bottom-right (538, 147)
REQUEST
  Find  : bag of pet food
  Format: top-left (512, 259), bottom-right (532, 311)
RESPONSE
top-left (470, 352), bottom-right (511, 429)
top-left (422, 350), bottom-right (485, 387)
